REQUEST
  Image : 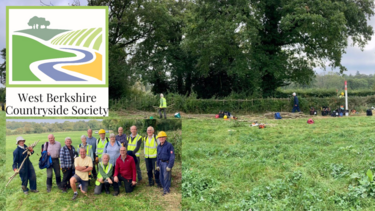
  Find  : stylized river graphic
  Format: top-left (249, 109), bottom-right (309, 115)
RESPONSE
top-left (37, 48), bottom-right (94, 81)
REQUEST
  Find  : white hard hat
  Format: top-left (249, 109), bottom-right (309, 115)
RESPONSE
top-left (292, 92), bottom-right (296, 96)
top-left (16, 136), bottom-right (25, 145)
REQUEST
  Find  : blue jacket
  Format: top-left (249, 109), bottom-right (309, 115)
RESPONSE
top-left (294, 96), bottom-right (299, 105)
top-left (13, 145), bottom-right (34, 172)
top-left (157, 141), bottom-right (175, 168)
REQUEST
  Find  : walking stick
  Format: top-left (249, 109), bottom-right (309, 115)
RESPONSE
top-left (6, 140), bottom-right (40, 187)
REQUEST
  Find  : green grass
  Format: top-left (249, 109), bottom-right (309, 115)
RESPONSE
top-left (182, 116), bottom-right (375, 210)
top-left (6, 130), bottom-right (181, 210)
top-left (12, 35), bottom-right (75, 81)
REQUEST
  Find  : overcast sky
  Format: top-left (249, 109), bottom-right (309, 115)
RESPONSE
top-left (0, 0), bottom-right (374, 76)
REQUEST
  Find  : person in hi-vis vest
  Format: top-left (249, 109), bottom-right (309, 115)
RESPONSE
top-left (159, 93), bottom-right (167, 119)
top-left (96, 129), bottom-right (109, 162)
top-left (144, 126), bottom-right (160, 187)
top-left (94, 153), bottom-right (118, 195)
top-left (127, 126), bottom-right (142, 182)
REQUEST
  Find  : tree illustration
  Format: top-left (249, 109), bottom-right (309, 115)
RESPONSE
top-left (28, 16), bottom-right (50, 29)
top-left (44, 21), bottom-right (50, 29)
top-left (28, 16), bottom-right (39, 29)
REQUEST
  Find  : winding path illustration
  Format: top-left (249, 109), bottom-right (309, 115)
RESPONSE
top-left (37, 48), bottom-right (94, 81)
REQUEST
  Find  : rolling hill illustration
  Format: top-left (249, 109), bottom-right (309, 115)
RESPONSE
top-left (12, 16), bottom-right (103, 82)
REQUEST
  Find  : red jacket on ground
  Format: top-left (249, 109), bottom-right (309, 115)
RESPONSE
top-left (114, 155), bottom-right (136, 181)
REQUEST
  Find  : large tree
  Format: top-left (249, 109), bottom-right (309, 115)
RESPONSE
top-left (88, 0), bottom-right (174, 99)
top-left (183, 0), bottom-right (374, 97)
top-left (130, 0), bottom-right (196, 95)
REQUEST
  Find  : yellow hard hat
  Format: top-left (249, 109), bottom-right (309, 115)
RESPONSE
top-left (99, 129), bottom-right (106, 134)
top-left (157, 131), bottom-right (167, 138)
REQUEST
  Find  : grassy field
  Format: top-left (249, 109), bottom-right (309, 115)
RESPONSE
top-left (182, 116), bottom-right (375, 210)
top-left (6, 130), bottom-right (181, 211)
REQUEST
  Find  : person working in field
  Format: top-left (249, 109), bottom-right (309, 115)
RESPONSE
top-left (86, 129), bottom-right (97, 179)
top-left (94, 153), bottom-right (118, 195)
top-left (113, 147), bottom-right (137, 195)
top-left (12, 136), bottom-right (38, 195)
top-left (292, 92), bottom-right (301, 112)
top-left (127, 126), bottom-right (142, 182)
top-left (156, 131), bottom-right (175, 195)
top-left (116, 127), bottom-right (127, 148)
top-left (159, 93), bottom-right (167, 119)
top-left (70, 147), bottom-right (93, 200)
top-left (44, 134), bottom-right (62, 192)
top-left (144, 126), bottom-right (161, 187)
top-left (60, 137), bottom-right (76, 193)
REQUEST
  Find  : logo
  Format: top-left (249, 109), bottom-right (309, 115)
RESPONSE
top-left (7, 7), bottom-right (108, 87)
top-left (6, 7), bottom-right (109, 117)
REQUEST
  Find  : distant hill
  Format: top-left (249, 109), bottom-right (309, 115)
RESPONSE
top-left (16, 29), bottom-right (70, 41)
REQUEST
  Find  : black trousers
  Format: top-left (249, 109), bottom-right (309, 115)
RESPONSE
top-left (92, 160), bottom-right (97, 178)
top-left (118, 174), bottom-right (135, 193)
top-left (46, 158), bottom-right (61, 188)
top-left (94, 176), bottom-right (119, 194)
top-left (159, 108), bottom-right (166, 119)
top-left (145, 158), bottom-right (159, 185)
top-left (61, 167), bottom-right (74, 189)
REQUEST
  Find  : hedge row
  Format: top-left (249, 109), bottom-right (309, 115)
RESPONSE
top-left (103, 119), bottom-right (182, 133)
top-left (275, 89), bottom-right (375, 98)
top-left (110, 95), bottom-right (375, 114)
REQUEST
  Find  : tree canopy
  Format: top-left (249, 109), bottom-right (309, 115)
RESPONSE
top-left (119, 0), bottom-right (374, 98)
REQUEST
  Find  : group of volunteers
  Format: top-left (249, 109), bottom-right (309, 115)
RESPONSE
top-left (12, 125), bottom-right (175, 200)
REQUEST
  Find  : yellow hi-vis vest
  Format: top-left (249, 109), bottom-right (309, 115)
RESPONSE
top-left (144, 135), bottom-right (157, 158)
top-left (77, 143), bottom-right (92, 156)
top-left (127, 134), bottom-right (142, 157)
top-left (95, 162), bottom-right (113, 186)
top-left (96, 137), bottom-right (109, 159)
top-left (160, 97), bottom-right (167, 108)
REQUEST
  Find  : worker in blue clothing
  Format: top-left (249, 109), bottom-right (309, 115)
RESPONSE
top-left (156, 131), bottom-right (175, 196)
top-left (292, 92), bottom-right (301, 112)
top-left (12, 136), bottom-right (39, 195)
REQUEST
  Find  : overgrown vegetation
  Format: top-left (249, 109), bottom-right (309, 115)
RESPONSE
top-left (182, 117), bottom-right (375, 210)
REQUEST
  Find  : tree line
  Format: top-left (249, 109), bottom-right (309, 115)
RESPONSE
top-left (284, 71), bottom-right (375, 91)
top-left (6, 120), bottom-right (103, 135)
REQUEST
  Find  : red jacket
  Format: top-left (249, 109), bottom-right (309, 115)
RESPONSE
top-left (114, 155), bottom-right (136, 181)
